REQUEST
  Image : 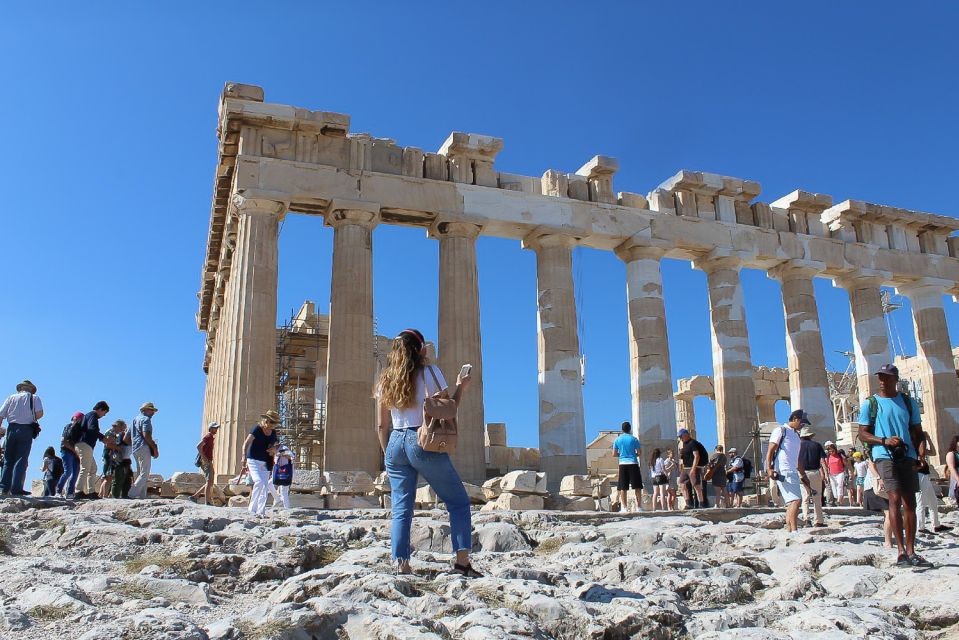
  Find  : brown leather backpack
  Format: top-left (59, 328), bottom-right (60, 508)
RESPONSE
top-left (418, 366), bottom-right (458, 453)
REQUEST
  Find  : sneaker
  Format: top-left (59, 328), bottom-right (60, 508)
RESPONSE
top-left (896, 554), bottom-right (910, 567)
top-left (933, 525), bottom-right (952, 532)
top-left (814, 523), bottom-right (828, 528)
top-left (908, 554), bottom-right (933, 568)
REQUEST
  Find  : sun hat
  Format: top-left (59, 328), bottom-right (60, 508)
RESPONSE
top-left (261, 409), bottom-right (281, 424)
top-left (16, 380), bottom-right (37, 394)
top-left (140, 402), bottom-right (159, 413)
top-left (207, 422), bottom-right (220, 431)
top-left (799, 427), bottom-right (814, 438)
top-left (824, 440), bottom-right (835, 448)
top-left (728, 447), bottom-right (738, 453)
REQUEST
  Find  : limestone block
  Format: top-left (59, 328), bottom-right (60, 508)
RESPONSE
top-left (775, 380), bottom-right (791, 398)
top-left (423, 153), bottom-right (448, 181)
top-left (463, 483), bottom-right (487, 505)
top-left (373, 472), bottom-right (391, 495)
top-left (170, 472), bottom-right (206, 494)
top-left (495, 492), bottom-right (544, 510)
top-left (567, 174), bottom-right (589, 201)
top-left (371, 139), bottom-right (403, 175)
top-left (228, 495), bottom-right (250, 508)
top-left (415, 485), bottom-right (438, 507)
top-left (753, 379), bottom-right (777, 396)
top-left (326, 494), bottom-right (378, 510)
top-left (147, 474), bottom-right (165, 490)
top-left (500, 470), bottom-right (548, 495)
top-left (564, 496), bottom-right (595, 511)
top-left (519, 448), bottom-right (541, 470)
top-left (223, 484), bottom-right (251, 497)
top-left (735, 200), bottom-right (755, 226)
top-left (541, 170), bottom-right (569, 198)
top-left (485, 423), bottom-right (507, 447)
top-left (594, 497), bottom-right (611, 511)
top-left (323, 471), bottom-right (374, 495)
top-left (592, 476), bottom-right (612, 498)
top-left (402, 147), bottom-right (424, 178)
top-left (559, 475), bottom-right (592, 497)
top-left (482, 477), bottom-right (502, 501)
top-left (291, 470), bottom-right (325, 493)
top-left (647, 189), bottom-right (676, 215)
top-left (619, 192), bottom-right (648, 210)
top-left (31, 480), bottom-right (43, 497)
top-left (379, 494), bottom-right (392, 509)
top-left (288, 493), bottom-right (326, 509)
top-left (487, 445), bottom-right (509, 470)
top-left (159, 482), bottom-right (176, 498)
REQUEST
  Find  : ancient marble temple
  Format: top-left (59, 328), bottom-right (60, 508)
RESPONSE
top-left (197, 82), bottom-right (959, 486)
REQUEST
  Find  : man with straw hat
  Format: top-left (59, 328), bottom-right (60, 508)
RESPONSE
top-left (0, 380), bottom-right (44, 496)
top-left (128, 402), bottom-right (159, 499)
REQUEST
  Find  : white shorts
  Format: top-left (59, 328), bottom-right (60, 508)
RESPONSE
top-left (777, 470), bottom-right (802, 504)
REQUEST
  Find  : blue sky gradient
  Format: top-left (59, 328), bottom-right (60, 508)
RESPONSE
top-left (2, 2), bottom-right (958, 480)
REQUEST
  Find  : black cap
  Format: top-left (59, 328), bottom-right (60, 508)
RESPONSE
top-left (876, 363), bottom-right (899, 377)
top-left (789, 409), bottom-right (811, 425)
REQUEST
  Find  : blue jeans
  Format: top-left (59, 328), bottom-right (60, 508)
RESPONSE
top-left (0, 423), bottom-right (34, 495)
top-left (57, 449), bottom-right (79, 496)
top-left (385, 428), bottom-right (471, 561)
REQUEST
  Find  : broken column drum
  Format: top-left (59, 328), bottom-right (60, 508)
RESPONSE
top-left (197, 83), bottom-right (959, 474)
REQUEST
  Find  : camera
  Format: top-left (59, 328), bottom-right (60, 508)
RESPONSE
top-left (769, 471), bottom-right (782, 481)
top-left (891, 444), bottom-right (908, 461)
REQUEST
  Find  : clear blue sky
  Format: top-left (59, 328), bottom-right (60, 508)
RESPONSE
top-left (3, 2), bottom-right (958, 482)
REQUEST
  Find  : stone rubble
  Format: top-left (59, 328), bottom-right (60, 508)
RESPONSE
top-left (0, 497), bottom-right (956, 639)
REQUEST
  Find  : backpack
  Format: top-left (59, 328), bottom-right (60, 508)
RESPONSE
top-left (52, 457), bottom-right (64, 481)
top-left (741, 457), bottom-right (753, 479)
top-left (66, 420), bottom-right (84, 445)
top-left (418, 366), bottom-right (458, 453)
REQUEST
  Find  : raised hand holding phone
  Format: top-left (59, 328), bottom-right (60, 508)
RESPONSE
top-left (458, 363), bottom-right (473, 386)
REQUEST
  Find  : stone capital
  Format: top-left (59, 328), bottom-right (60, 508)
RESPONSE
top-left (428, 219), bottom-right (484, 241)
top-left (767, 260), bottom-right (825, 283)
top-left (438, 132), bottom-right (503, 161)
top-left (691, 248), bottom-right (752, 274)
top-left (324, 199), bottom-right (380, 229)
top-left (614, 240), bottom-right (667, 263)
top-left (521, 228), bottom-right (581, 251)
top-left (896, 277), bottom-right (953, 300)
top-left (831, 269), bottom-right (892, 291)
top-left (230, 192), bottom-right (288, 219)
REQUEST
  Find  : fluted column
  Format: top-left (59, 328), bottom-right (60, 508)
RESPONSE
top-left (523, 232), bottom-right (586, 489)
top-left (897, 278), bottom-right (959, 464)
top-left (693, 251), bottom-right (758, 454)
top-left (323, 203), bottom-right (379, 476)
top-left (674, 394), bottom-right (696, 439)
top-left (769, 261), bottom-right (835, 441)
top-left (834, 272), bottom-right (892, 401)
top-left (616, 242), bottom-right (677, 480)
top-left (214, 195), bottom-right (285, 477)
top-left (431, 220), bottom-right (485, 484)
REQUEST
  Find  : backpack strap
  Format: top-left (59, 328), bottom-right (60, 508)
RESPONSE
top-left (868, 395), bottom-right (878, 428)
top-left (425, 366), bottom-right (444, 396)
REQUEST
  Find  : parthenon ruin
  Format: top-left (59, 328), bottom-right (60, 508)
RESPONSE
top-left (198, 82), bottom-right (959, 486)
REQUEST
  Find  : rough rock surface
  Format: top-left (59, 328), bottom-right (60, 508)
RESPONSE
top-left (0, 497), bottom-right (956, 639)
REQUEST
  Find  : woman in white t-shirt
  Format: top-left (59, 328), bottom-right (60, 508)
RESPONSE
top-left (649, 448), bottom-right (667, 511)
top-left (376, 329), bottom-right (476, 577)
top-left (662, 449), bottom-right (678, 510)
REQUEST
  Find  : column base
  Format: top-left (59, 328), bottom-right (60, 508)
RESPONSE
top-left (541, 454), bottom-right (587, 492)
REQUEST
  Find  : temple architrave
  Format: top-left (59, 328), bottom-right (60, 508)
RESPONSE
top-left (198, 82), bottom-right (959, 488)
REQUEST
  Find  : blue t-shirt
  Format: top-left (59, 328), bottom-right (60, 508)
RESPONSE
top-left (857, 394), bottom-right (920, 461)
top-left (613, 434), bottom-right (641, 464)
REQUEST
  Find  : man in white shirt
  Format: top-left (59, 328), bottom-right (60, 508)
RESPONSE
top-left (0, 380), bottom-right (44, 496)
top-left (765, 409), bottom-right (812, 532)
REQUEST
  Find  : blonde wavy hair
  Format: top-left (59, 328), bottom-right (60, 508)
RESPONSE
top-left (377, 330), bottom-right (426, 409)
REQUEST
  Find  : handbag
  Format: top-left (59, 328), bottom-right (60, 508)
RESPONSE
top-left (417, 366), bottom-right (458, 453)
top-left (28, 394), bottom-right (41, 439)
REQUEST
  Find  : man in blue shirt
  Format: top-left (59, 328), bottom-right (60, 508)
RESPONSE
top-left (857, 364), bottom-right (929, 567)
top-left (76, 401), bottom-right (109, 499)
top-left (613, 421), bottom-right (642, 512)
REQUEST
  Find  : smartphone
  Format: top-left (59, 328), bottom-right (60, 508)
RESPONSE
top-left (459, 364), bottom-right (472, 378)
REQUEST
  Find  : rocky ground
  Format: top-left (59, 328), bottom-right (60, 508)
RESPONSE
top-left (0, 498), bottom-right (957, 640)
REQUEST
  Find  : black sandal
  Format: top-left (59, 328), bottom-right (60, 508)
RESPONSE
top-left (452, 563), bottom-right (483, 578)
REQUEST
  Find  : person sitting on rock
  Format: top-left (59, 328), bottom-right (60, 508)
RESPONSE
top-left (271, 445), bottom-right (294, 509)
top-left (375, 328), bottom-right (477, 577)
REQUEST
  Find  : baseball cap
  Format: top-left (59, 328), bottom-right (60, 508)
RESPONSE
top-left (677, 428), bottom-right (690, 437)
top-left (72, 411), bottom-right (84, 420)
top-left (789, 409), bottom-right (811, 425)
top-left (876, 363), bottom-right (899, 377)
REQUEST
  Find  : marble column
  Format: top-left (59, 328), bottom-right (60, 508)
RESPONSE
top-left (834, 272), bottom-right (892, 401)
top-left (897, 278), bottom-right (959, 464)
top-left (674, 394), bottom-right (696, 439)
top-left (214, 195), bottom-right (285, 477)
top-left (323, 204), bottom-right (379, 476)
top-left (693, 251), bottom-right (758, 455)
top-left (523, 232), bottom-right (586, 489)
top-left (431, 221), bottom-right (486, 484)
top-left (756, 396), bottom-right (779, 424)
top-left (769, 261), bottom-right (835, 441)
top-left (616, 242), bottom-right (677, 480)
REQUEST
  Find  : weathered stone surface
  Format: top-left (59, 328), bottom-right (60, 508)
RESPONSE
top-left (323, 471), bottom-right (374, 495)
top-left (325, 494), bottom-right (378, 509)
top-left (169, 472), bottom-right (206, 494)
top-left (499, 470), bottom-right (547, 495)
top-left (482, 477), bottom-right (502, 501)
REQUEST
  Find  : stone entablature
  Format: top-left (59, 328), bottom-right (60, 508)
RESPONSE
top-left (198, 82), bottom-right (959, 477)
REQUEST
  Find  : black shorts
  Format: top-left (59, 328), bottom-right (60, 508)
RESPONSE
top-left (863, 488), bottom-right (889, 512)
top-left (651, 474), bottom-right (668, 486)
top-left (876, 458), bottom-right (919, 495)
top-left (617, 464), bottom-right (643, 490)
